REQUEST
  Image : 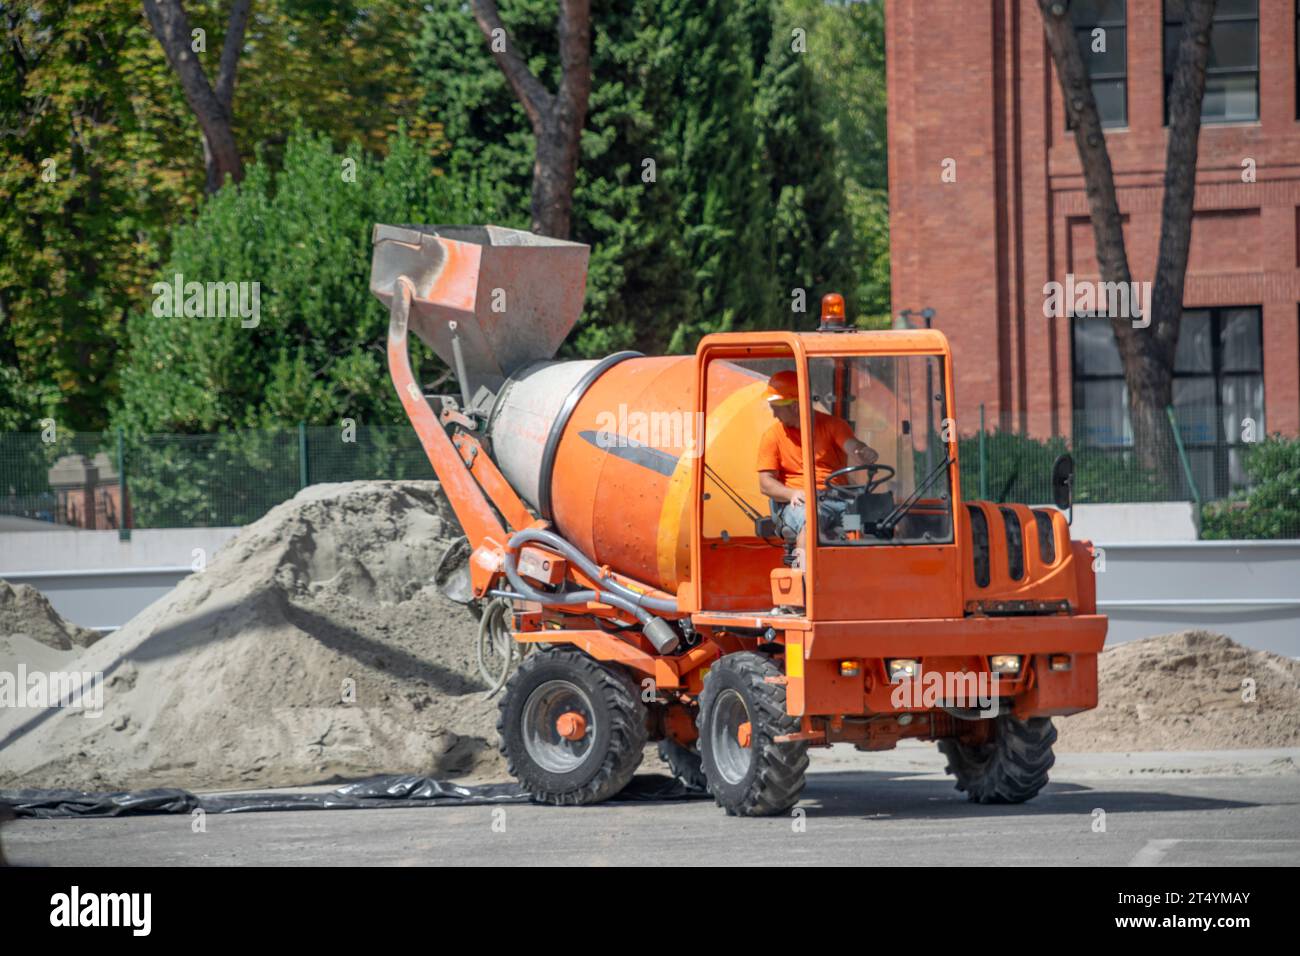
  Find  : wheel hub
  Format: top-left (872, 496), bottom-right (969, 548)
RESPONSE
top-left (522, 679), bottom-right (596, 773)
top-left (556, 710), bottom-right (588, 741)
top-left (710, 688), bottom-right (754, 785)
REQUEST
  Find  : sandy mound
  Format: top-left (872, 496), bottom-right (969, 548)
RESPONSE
top-left (1056, 630), bottom-right (1300, 752)
top-left (0, 579), bottom-right (100, 650)
top-left (0, 481), bottom-right (500, 792)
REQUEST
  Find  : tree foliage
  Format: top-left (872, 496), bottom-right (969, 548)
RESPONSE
top-left (1, 0), bottom-right (444, 432)
top-left (1, 0), bottom-right (195, 430)
top-left (112, 128), bottom-right (496, 434)
top-left (416, 0), bottom-right (878, 355)
top-left (753, 9), bottom-right (858, 329)
top-left (1202, 438), bottom-right (1300, 539)
top-left (779, 0), bottom-right (889, 324)
top-left (4, 0), bottom-right (890, 435)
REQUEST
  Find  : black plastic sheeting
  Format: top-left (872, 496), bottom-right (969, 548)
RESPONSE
top-left (0, 773), bottom-right (706, 819)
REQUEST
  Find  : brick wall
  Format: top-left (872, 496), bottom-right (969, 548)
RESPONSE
top-left (887, 0), bottom-right (1300, 438)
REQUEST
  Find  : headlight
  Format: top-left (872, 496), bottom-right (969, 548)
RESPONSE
top-left (989, 654), bottom-right (1022, 675)
top-left (887, 658), bottom-right (919, 683)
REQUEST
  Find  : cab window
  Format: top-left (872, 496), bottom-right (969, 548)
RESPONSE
top-left (808, 354), bottom-right (953, 546)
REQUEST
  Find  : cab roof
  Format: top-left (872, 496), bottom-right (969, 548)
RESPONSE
top-left (697, 328), bottom-right (952, 358)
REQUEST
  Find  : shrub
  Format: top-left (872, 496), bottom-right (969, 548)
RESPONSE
top-left (113, 126), bottom-right (497, 435)
top-left (1201, 437), bottom-right (1300, 539)
top-left (957, 430), bottom-right (1167, 505)
top-left (110, 127), bottom-right (496, 526)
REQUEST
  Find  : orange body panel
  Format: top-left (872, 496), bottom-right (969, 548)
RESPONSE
top-left (387, 278), bottom-right (505, 546)
top-left (548, 355), bottom-right (769, 594)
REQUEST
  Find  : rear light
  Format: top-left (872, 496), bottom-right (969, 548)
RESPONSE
top-left (990, 654), bottom-right (1022, 675)
top-left (887, 659), bottom-right (919, 683)
top-left (1049, 654), bottom-right (1072, 672)
top-left (839, 660), bottom-right (860, 677)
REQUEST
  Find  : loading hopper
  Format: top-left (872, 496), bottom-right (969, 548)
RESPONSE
top-left (369, 224), bottom-right (590, 397)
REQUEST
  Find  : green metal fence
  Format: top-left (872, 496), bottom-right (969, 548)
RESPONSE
top-left (1, 411), bottom-right (1296, 536)
top-left (0, 426), bottom-right (434, 532)
top-left (957, 406), bottom-right (1299, 539)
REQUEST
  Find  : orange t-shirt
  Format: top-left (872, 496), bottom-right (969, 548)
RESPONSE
top-left (756, 412), bottom-right (856, 489)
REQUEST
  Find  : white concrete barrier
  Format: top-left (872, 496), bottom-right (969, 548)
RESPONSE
top-left (1067, 502), bottom-right (1200, 543)
top-left (0, 526), bottom-right (240, 575)
top-left (1092, 540), bottom-right (1300, 657)
top-left (0, 527), bottom-right (240, 630)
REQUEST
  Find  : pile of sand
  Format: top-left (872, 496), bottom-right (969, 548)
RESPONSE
top-left (0, 580), bottom-right (101, 651)
top-left (1056, 630), bottom-right (1300, 752)
top-left (0, 481), bottom-right (498, 792)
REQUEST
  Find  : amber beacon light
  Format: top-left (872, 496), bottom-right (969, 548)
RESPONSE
top-left (818, 292), bottom-right (847, 330)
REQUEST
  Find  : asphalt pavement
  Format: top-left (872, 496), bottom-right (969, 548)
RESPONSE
top-left (7, 744), bottom-right (1298, 866)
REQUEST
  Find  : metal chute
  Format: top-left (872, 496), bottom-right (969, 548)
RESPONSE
top-left (369, 224), bottom-right (590, 400)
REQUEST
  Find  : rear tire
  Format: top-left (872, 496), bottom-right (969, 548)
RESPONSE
top-left (697, 652), bottom-right (808, 816)
top-left (498, 647), bottom-right (647, 806)
top-left (657, 738), bottom-right (708, 792)
top-left (937, 714), bottom-right (1056, 804)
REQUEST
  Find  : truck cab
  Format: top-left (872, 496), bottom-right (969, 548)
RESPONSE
top-left (681, 313), bottom-right (1105, 796)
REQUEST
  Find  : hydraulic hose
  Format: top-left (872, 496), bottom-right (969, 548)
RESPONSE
top-left (507, 528), bottom-right (679, 614)
top-left (501, 528), bottom-right (680, 653)
top-left (477, 597), bottom-right (522, 698)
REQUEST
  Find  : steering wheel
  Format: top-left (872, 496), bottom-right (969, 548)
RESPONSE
top-left (823, 462), bottom-right (895, 499)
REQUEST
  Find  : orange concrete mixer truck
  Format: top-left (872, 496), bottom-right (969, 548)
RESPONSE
top-left (370, 224), bottom-right (1106, 816)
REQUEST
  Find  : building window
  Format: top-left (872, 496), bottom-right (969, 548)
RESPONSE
top-left (1071, 0), bottom-right (1128, 128)
top-left (1072, 307), bottom-right (1264, 498)
top-left (1164, 0), bottom-right (1259, 124)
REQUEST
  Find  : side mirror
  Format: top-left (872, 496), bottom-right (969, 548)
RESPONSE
top-left (1051, 453), bottom-right (1074, 523)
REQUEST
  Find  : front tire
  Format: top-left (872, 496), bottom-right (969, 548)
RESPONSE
top-left (498, 648), bottom-right (647, 805)
top-left (697, 652), bottom-right (808, 816)
top-left (937, 714), bottom-right (1057, 804)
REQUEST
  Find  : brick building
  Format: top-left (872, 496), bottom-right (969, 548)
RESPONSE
top-left (886, 0), bottom-right (1300, 496)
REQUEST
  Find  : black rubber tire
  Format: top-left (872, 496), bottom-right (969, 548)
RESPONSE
top-left (657, 738), bottom-right (708, 793)
top-left (937, 714), bottom-right (1057, 804)
top-left (697, 652), bottom-right (808, 816)
top-left (498, 647), bottom-right (647, 806)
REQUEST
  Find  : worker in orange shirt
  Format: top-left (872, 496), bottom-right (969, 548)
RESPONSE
top-left (757, 370), bottom-right (878, 563)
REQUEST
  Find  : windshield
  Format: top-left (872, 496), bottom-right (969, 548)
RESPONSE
top-left (807, 354), bottom-right (954, 546)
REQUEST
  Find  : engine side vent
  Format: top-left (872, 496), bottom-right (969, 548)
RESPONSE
top-left (1000, 507), bottom-right (1025, 580)
top-left (967, 505), bottom-right (990, 588)
top-left (1033, 509), bottom-right (1056, 564)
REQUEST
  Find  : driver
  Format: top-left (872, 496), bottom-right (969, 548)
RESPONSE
top-left (757, 370), bottom-right (878, 561)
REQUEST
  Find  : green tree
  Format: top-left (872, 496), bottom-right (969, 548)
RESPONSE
top-left (1, 0), bottom-right (196, 431)
top-left (417, 0), bottom-right (694, 355)
top-left (753, 10), bottom-right (858, 328)
top-left (655, 0), bottom-right (773, 350)
top-left (1, 1), bottom-right (443, 433)
top-left (112, 128), bottom-right (496, 435)
top-left (569, 0), bottom-right (692, 355)
top-left (779, 0), bottom-right (889, 325)
top-left (417, 0), bottom-right (787, 355)
top-left (220, 0), bottom-right (444, 165)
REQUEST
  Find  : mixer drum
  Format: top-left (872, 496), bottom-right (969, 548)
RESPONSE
top-left (487, 355), bottom-right (771, 593)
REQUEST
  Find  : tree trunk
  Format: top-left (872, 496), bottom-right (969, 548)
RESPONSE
top-left (143, 0), bottom-right (250, 193)
top-left (1038, 0), bottom-right (1215, 489)
top-left (472, 0), bottom-right (591, 238)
